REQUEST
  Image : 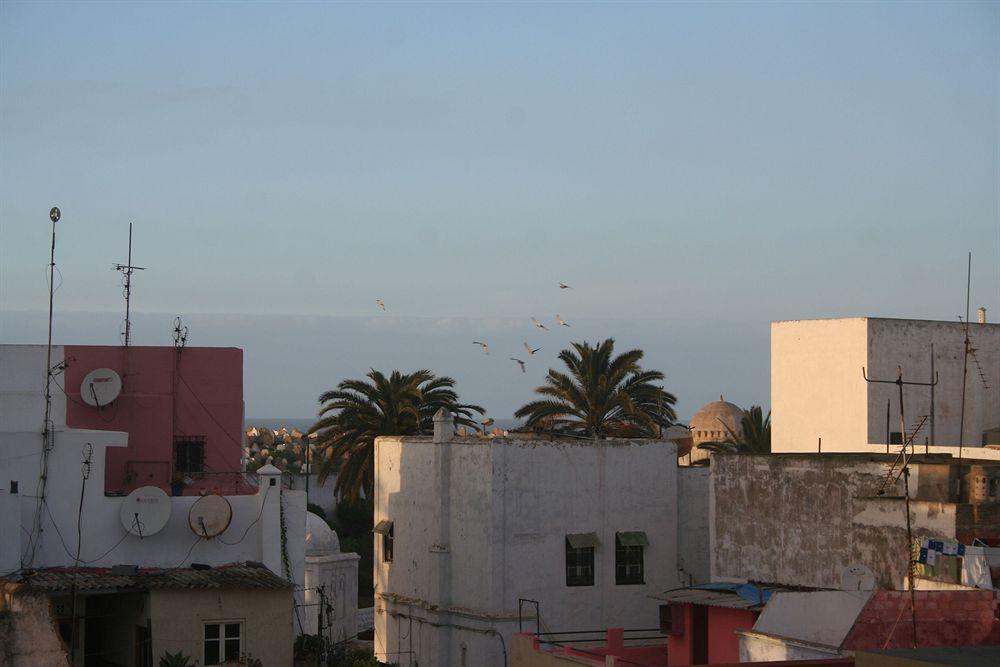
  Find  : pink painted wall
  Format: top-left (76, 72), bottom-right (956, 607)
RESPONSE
top-left (842, 590), bottom-right (1000, 650)
top-left (707, 607), bottom-right (756, 664)
top-left (667, 604), bottom-right (757, 666)
top-left (667, 604), bottom-right (694, 666)
top-left (63, 346), bottom-right (245, 495)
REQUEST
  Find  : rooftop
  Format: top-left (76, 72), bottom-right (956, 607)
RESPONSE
top-left (8, 563), bottom-right (292, 595)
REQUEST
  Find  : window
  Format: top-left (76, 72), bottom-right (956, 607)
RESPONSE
top-left (374, 520), bottom-right (393, 562)
top-left (203, 621), bottom-right (241, 665)
top-left (615, 531), bottom-right (647, 585)
top-left (565, 533), bottom-right (598, 586)
top-left (175, 436), bottom-right (205, 473)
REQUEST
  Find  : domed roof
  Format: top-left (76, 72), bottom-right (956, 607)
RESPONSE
top-left (690, 396), bottom-right (746, 437)
top-left (305, 511), bottom-right (340, 555)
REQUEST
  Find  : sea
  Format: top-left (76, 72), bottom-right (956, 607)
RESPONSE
top-left (245, 418), bottom-right (524, 432)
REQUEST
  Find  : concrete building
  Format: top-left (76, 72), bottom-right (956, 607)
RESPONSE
top-left (2, 564), bottom-right (295, 666)
top-left (772, 318), bottom-right (1000, 456)
top-left (303, 511), bottom-right (360, 643)
top-left (373, 410), bottom-right (683, 667)
top-left (710, 452), bottom-right (1000, 591)
top-left (0, 344), bottom-right (309, 665)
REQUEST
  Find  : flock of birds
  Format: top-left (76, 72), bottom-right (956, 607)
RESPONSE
top-left (376, 282), bottom-right (574, 374)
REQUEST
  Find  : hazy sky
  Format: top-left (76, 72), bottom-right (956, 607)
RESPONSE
top-left (2, 2), bottom-right (998, 420)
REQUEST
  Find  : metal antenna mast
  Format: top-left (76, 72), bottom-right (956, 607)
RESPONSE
top-left (863, 365), bottom-right (938, 648)
top-left (113, 222), bottom-right (146, 347)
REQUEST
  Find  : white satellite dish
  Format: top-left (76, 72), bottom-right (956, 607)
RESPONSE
top-left (841, 564), bottom-right (876, 591)
top-left (189, 495), bottom-right (233, 538)
top-left (120, 486), bottom-right (171, 537)
top-left (80, 368), bottom-right (122, 407)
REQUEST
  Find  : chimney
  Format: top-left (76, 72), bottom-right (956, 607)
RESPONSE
top-left (977, 307), bottom-right (987, 324)
top-left (433, 408), bottom-right (454, 443)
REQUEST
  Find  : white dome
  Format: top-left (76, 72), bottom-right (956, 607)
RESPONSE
top-left (690, 397), bottom-right (746, 444)
top-left (305, 511), bottom-right (340, 555)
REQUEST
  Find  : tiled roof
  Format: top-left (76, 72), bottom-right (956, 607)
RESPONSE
top-left (11, 563), bottom-right (292, 594)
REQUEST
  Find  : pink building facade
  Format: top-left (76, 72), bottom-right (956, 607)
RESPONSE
top-left (62, 345), bottom-right (246, 495)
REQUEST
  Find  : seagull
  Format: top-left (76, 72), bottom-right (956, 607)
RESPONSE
top-left (376, 299), bottom-right (386, 311)
top-left (523, 341), bottom-right (541, 356)
top-left (473, 341), bottom-right (489, 355)
top-left (556, 314), bottom-right (571, 327)
top-left (509, 357), bottom-right (526, 373)
top-left (559, 282), bottom-right (572, 289)
top-left (531, 317), bottom-right (549, 331)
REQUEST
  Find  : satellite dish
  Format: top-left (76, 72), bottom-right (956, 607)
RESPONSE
top-left (120, 486), bottom-right (171, 536)
top-left (189, 495), bottom-right (233, 538)
top-left (80, 368), bottom-right (122, 407)
top-left (841, 564), bottom-right (876, 591)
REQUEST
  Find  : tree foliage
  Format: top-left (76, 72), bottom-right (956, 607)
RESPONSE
top-left (698, 405), bottom-right (771, 454)
top-left (309, 369), bottom-right (483, 501)
top-left (514, 338), bottom-right (676, 438)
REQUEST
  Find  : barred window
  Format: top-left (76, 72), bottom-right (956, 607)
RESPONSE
top-left (175, 436), bottom-right (205, 473)
top-left (615, 532), bottom-right (646, 585)
top-left (565, 538), bottom-right (595, 587)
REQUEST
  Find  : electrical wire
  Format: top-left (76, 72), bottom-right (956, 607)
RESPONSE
top-left (216, 484), bottom-right (272, 545)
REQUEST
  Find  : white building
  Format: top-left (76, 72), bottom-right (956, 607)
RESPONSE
top-left (303, 511), bottom-right (360, 644)
top-left (772, 317), bottom-right (999, 457)
top-left (0, 344), bottom-right (308, 665)
top-left (373, 411), bottom-right (683, 667)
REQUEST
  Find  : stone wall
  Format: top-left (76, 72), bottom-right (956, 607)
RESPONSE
top-left (710, 453), bottom-right (980, 590)
top-left (0, 584), bottom-right (68, 667)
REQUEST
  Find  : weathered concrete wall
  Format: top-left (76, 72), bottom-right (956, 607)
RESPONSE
top-left (710, 454), bottom-right (971, 590)
top-left (150, 587), bottom-right (293, 666)
top-left (739, 632), bottom-right (843, 663)
top-left (771, 318), bottom-right (1000, 455)
top-left (375, 434), bottom-right (679, 667)
top-left (0, 585), bottom-right (68, 667)
top-left (677, 467), bottom-right (711, 585)
top-left (866, 319), bottom-right (999, 449)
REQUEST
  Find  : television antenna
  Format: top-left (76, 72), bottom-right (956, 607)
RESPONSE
top-left (862, 364), bottom-right (937, 648)
top-left (173, 316), bottom-right (189, 350)
top-left (112, 223), bottom-right (146, 347)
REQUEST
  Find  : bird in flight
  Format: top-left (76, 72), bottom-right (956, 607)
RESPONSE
top-left (531, 317), bottom-right (549, 331)
top-left (473, 341), bottom-right (489, 355)
top-left (556, 314), bottom-right (571, 327)
top-left (376, 299), bottom-right (386, 311)
top-left (509, 357), bottom-right (526, 373)
top-left (523, 341), bottom-right (541, 355)
top-left (559, 282), bottom-right (572, 289)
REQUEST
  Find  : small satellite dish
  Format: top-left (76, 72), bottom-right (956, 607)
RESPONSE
top-left (189, 495), bottom-right (233, 538)
top-left (841, 564), bottom-right (876, 591)
top-left (120, 486), bottom-right (171, 537)
top-left (80, 368), bottom-right (122, 407)
top-left (50, 207), bottom-right (61, 223)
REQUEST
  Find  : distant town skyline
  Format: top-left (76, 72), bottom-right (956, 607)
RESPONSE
top-left (2, 2), bottom-right (997, 419)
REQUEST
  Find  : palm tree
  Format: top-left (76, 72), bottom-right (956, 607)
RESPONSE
top-left (309, 369), bottom-right (484, 501)
top-left (699, 405), bottom-right (771, 454)
top-left (514, 338), bottom-right (676, 438)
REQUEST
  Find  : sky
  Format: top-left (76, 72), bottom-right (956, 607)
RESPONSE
top-left (2, 2), bottom-right (998, 421)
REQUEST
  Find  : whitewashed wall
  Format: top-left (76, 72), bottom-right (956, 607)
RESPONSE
top-left (0, 346), bottom-right (304, 596)
top-left (374, 432), bottom-right (679, 667)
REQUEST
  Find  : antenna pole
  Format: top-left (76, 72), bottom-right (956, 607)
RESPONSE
top-left (125, 223), bottom-right (132, 347)
top-left (113, 222), bottom-right (146, 348)
top-left (929, 344), bottom-right (935, 448)
top-left (958, 252), bottom-right (971, 495)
